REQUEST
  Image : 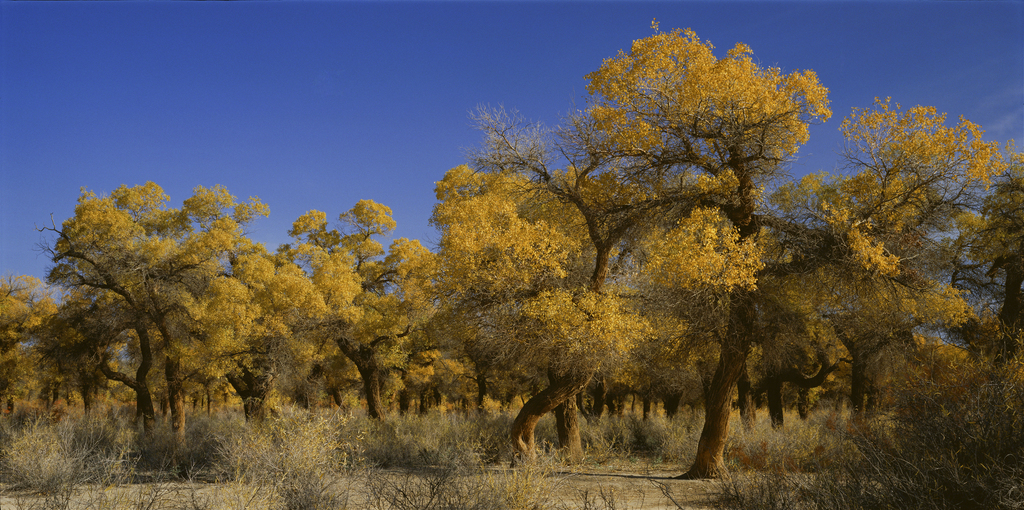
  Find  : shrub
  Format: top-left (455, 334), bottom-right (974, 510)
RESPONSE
top-left (718, 359), bottom-right (1024, 510)
top-left (220, 408), bottom-right (353, 510)
top-left (354, 411), bottom-right (512, 468)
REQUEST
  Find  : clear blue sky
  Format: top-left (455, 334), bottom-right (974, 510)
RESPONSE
top-left (2, 1), bottom-right (1022, 281)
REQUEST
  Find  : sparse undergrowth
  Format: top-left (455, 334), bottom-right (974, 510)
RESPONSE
top-left (717, 361), bottom-right (1024, 510)
top-left (11, 394), bottom-right (1008, 510)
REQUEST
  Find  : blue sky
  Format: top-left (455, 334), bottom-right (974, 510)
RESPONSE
top-left (2, 1), bottom-right (1022, 281)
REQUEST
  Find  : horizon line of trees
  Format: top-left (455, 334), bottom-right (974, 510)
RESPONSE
top-left (2, 25), bottom-right (1022, 479)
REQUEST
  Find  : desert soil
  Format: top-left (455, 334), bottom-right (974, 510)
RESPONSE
top-left (0, 469), bottom-right (722, 509)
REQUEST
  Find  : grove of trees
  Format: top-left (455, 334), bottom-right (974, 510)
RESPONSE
top-left (2, 25), bottom-right (1019, 480)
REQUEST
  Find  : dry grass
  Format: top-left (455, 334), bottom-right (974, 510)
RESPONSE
top-left (22, 391), bottom-right (1013, 510)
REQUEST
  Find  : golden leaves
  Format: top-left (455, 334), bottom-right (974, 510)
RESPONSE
top-left (585, 27), bottom-right (831, 160)
top-left (841, 98), bottom-right (1005, 188)
top-left (647, 208), bottom-right (764, 291)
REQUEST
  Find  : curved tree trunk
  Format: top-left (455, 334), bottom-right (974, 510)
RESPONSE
top-left (225, 364), bottom-right (275, 422)
top-left (510, 370), bottom-right (591, 465)
top-left (763, 358), bottom-right (842, 428)
top-left (680, 291), bottom-right (754, 480)
top-left (99, 325), bottom-right (156, 434)
top-left (336, 337), bottom-right (389, 421)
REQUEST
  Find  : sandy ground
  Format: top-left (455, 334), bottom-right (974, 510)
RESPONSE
top-left (0, 469), bottom-right (722, 509)
top-left (546, 470), bottom-right (722, 509)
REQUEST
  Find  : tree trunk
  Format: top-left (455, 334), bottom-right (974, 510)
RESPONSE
top-left (165, 356), bottom-right (186, 436)
top-left (996, 256), bottom-right (1023, 364)
top-left (419, 387), bottom-right (430, 414)
top-left (398, 388), bottom-right (412, 413)
top-left (361, 364), bottom-right (386, 420)
top-left (330, 387), bottom-right (345, 408)
top-left (99, 325), bottom-right (156, 434)
top-left (797, 388), bottom-right (810, 420)
top-left (642, 396), bottom-right (652, 420)
top-left (663, 392), bottom-right (682, 418)
top-left (476, 372), bottom-right (488, 410)
top-left (510, 369), bottom-right (591, 465)
top-left (764, 376), bottom-right (784, 429)
top-left (554, 392), bottom-right (584, 462)
top-left (680, 292), bottom-right (753, 479)
top-left (225, 364), bottom-right (275, 422)
top-left (590, 377), bottom-right (607, 418)
top-left (80, 380), bottom-right (94, 415)
top-left (737, 364), bottom-right (755, 430)
top-left (336, 337), bottom-right (388, 421)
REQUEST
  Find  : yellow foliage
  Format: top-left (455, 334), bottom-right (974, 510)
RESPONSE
top-left (647, 208), bottom-right (764, 290)
top-left (286, 199), bottom-right (435, 370)
top-left (585, 27), bottom-right (830, 159)
top-left (434, 166), bottom-right (649, 372)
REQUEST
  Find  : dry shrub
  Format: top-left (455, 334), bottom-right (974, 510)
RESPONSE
top-left (355, 411), bottom-right (512, 468)
top-left (1, 416), bottom-right (133, 489)
top-left (718, 359), bottom-right (1024, 510)
top-left (220, 408), bottom-right (353, 510)
top-left (725, 408), bottom-right (851, 473)
top-left (138, 411), bottom-right (246, 478)
top-left (581, 413), bottom-right (702, 465)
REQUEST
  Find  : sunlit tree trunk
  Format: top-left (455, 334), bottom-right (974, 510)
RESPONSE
top-left (680, 291), bottom-right (754, 479)
top-left (554, 391), bottom-right (584, 462)
top-left (510, 369), bottom-right (591, 465)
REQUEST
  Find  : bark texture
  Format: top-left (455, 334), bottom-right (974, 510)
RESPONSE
top-left (165, 356), bottom-right (186, 436)
top-left (554, 393), bottom-right (584, 462)
top-left (510, 371), bottom-right (591, 465)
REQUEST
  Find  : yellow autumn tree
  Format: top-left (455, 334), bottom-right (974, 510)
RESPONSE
top-left (284, 199), bottom-right (435, 421)
top-left (766, 99), bottom-right (1003, 415)
top-left (458, 23), bottom-right (831, 470)
top-left (196, 240), bottom-right (325, 421)
top-left (0, 275), bottom-right (56, 411)
top-left (433, 165), bottom-right (649, 462)
top-left (579, 25), bottom-right (830, 478)
top-left (961, 149), bottom-right (1024, 363)
top-left (44, 182), bottom-right (268, 434)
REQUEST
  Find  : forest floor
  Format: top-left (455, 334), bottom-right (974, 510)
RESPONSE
top-left (0, 468), bottom-right (722, 509)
